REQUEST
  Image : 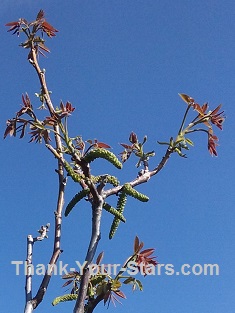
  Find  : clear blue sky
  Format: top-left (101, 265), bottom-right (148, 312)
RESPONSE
top-left (1, 1), bottom-right (234, 312)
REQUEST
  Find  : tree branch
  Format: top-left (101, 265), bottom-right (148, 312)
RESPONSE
top-left (104, 147), bottom-right (173, 199)
top-left (24, 45), bottom-right (66, 312)
top-left (71, 157), bottom-right (104, 313)
top-left (25, 235), bottom-right (34, 304)
top-left (73, 196), bottom-right (103, 313)
top-left (24, 225), bottom-right (50, 313)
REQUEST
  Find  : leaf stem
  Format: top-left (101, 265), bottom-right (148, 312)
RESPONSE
top-left (178, 105), bottom-right (191, 135)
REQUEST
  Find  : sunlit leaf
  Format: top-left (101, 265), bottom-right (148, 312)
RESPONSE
top-left (139, 248), bottom-right (155, 257)
top-left (135, 279), bottom-right (143, 291)
top-left (157, 140), bottom-right (170, 146)
top-left (210, 104), bottom-right (222, 115)
top-left (5, 21), bottom-right (19, 26)
top-left (123, 277), bottom-right (135, 284)
top-left (95, 142), bottom-right (111, 149)
top-left (146, 151), bottom-right (155, 157)
top-left (185, 138), bottom-right (194, 146)
top-left (178, 93), bottom-right (194, 104)
top-left (175, 147), bottom-right (187, 158)
top-left (114, 290), bottom-right (126, 299)
top-left (112, 280), bottom-right (122, 290)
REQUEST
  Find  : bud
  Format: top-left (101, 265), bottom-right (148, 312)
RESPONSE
top-left (129, 132), bottom-right (138, 144)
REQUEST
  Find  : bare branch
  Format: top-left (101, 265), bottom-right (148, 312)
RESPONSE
top-left (25, 235), bottom-right (34, 304)
top-left (24, 224), bottom-right (50, 313)
top-left (73, 196), bottom-right (103, 313)
top-left (23, 36), bottom-right (66, 311)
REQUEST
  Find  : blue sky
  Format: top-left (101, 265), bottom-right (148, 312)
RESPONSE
top-left (1, 1), bottom-right (234, 312)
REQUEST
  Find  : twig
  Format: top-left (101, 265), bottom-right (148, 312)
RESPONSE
top-left (104, 147), bottom-right (173, 199)
top-left (24, 224), bottom-right (50, 313)
top-left (25, 235), bottom-right (34, 304)
top-left (24, 45), bottom-right (66, 311)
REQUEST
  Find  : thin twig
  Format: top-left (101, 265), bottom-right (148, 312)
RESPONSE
top-left (24, 224), bottom-right (50, 313)
top-left (104, 147), bottom-right (173, 199)
top-left (25, 235), bottom-right (34, 304)
top-left (24, 45), bottom-right (66, 311)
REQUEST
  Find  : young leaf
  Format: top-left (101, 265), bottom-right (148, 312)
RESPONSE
top-left (135, 279), bottom-right (143, 291)
top-left (134, 236), bottom-right (140, 253)
top-left (62, 279), bottom-right (73, 288)
top-left (95, 142), bottom-right (111, 148)
top-left (120, 143), bottom-right (133, 150)
top-left (96, 251), bottom-right (104, 265)
top-left (123, 277), bottom-right (135, 284)
top-left (185, 137), bottom-right (194, 146)
top-left (36, 9), bottom-right (45, 20)
top-left (129, 132), bottom-right (138, 144)
top-left (178, 93), bottom-right (194, 104)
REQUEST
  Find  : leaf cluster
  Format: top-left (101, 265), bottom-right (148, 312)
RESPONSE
top-left (53, 237), bottom-right (157, 311)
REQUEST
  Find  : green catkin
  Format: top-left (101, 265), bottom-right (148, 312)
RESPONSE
top-left (116, 191), bottom-right (128, 210)
top-left (63, 161), bottom-right (83, 183)
top-left (109, 192), bottom-right (127, 239)
top-left (92, 175), bottom-right (120, 187)
top-left (105, 175), bottom-right (120, 186)
top-left (109, 217), bottom-right (121, 240)
top-left (123, 183), bottom-right (149, 202)
top-left (65, 189), bottom-right (90, 217)
top-left (52, 293), bottom-right (78, 306)
top-left (103, 202), bottom-right (126, 222)
top-left (83, 148), bottom-right (122, 169)
top-left (91, 175), bottom-right (100, 184)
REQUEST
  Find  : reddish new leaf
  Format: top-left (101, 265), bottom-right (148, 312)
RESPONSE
top-left (4, 120), bottom-right (16, 139)
top-left (120, 143), bottom-right (133, 150)
top-left (5, 21), bottom-right (19, 26)
top-left (179, 93), bottom-right (195, 104)
top-left (36, 10), bottom-right (45, 20)
top-left (62, 271), bottom-right (79, 279)
top-left (134, 236), bottom-right (139, 253)
top-left (139, 248), bottom-right (155, 258)
top-left (41, 21), bottom-right (58, 37)
top-left (62, 279), bottom-right (73, 288)
top-left (96, 251), bottom-right (104, 265)
top-left (95, 142), bottom-right (111, 149)
top-left (114, 290), bottom-right (126, 299)
top-left (20, 123), bottom-right (27, 139)
top-left (210, 104), bottom-right (222, 116)
top-left (129, 132), bottom-right (138, 144)
top-left (38, 42), bottom-right (50, 53)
